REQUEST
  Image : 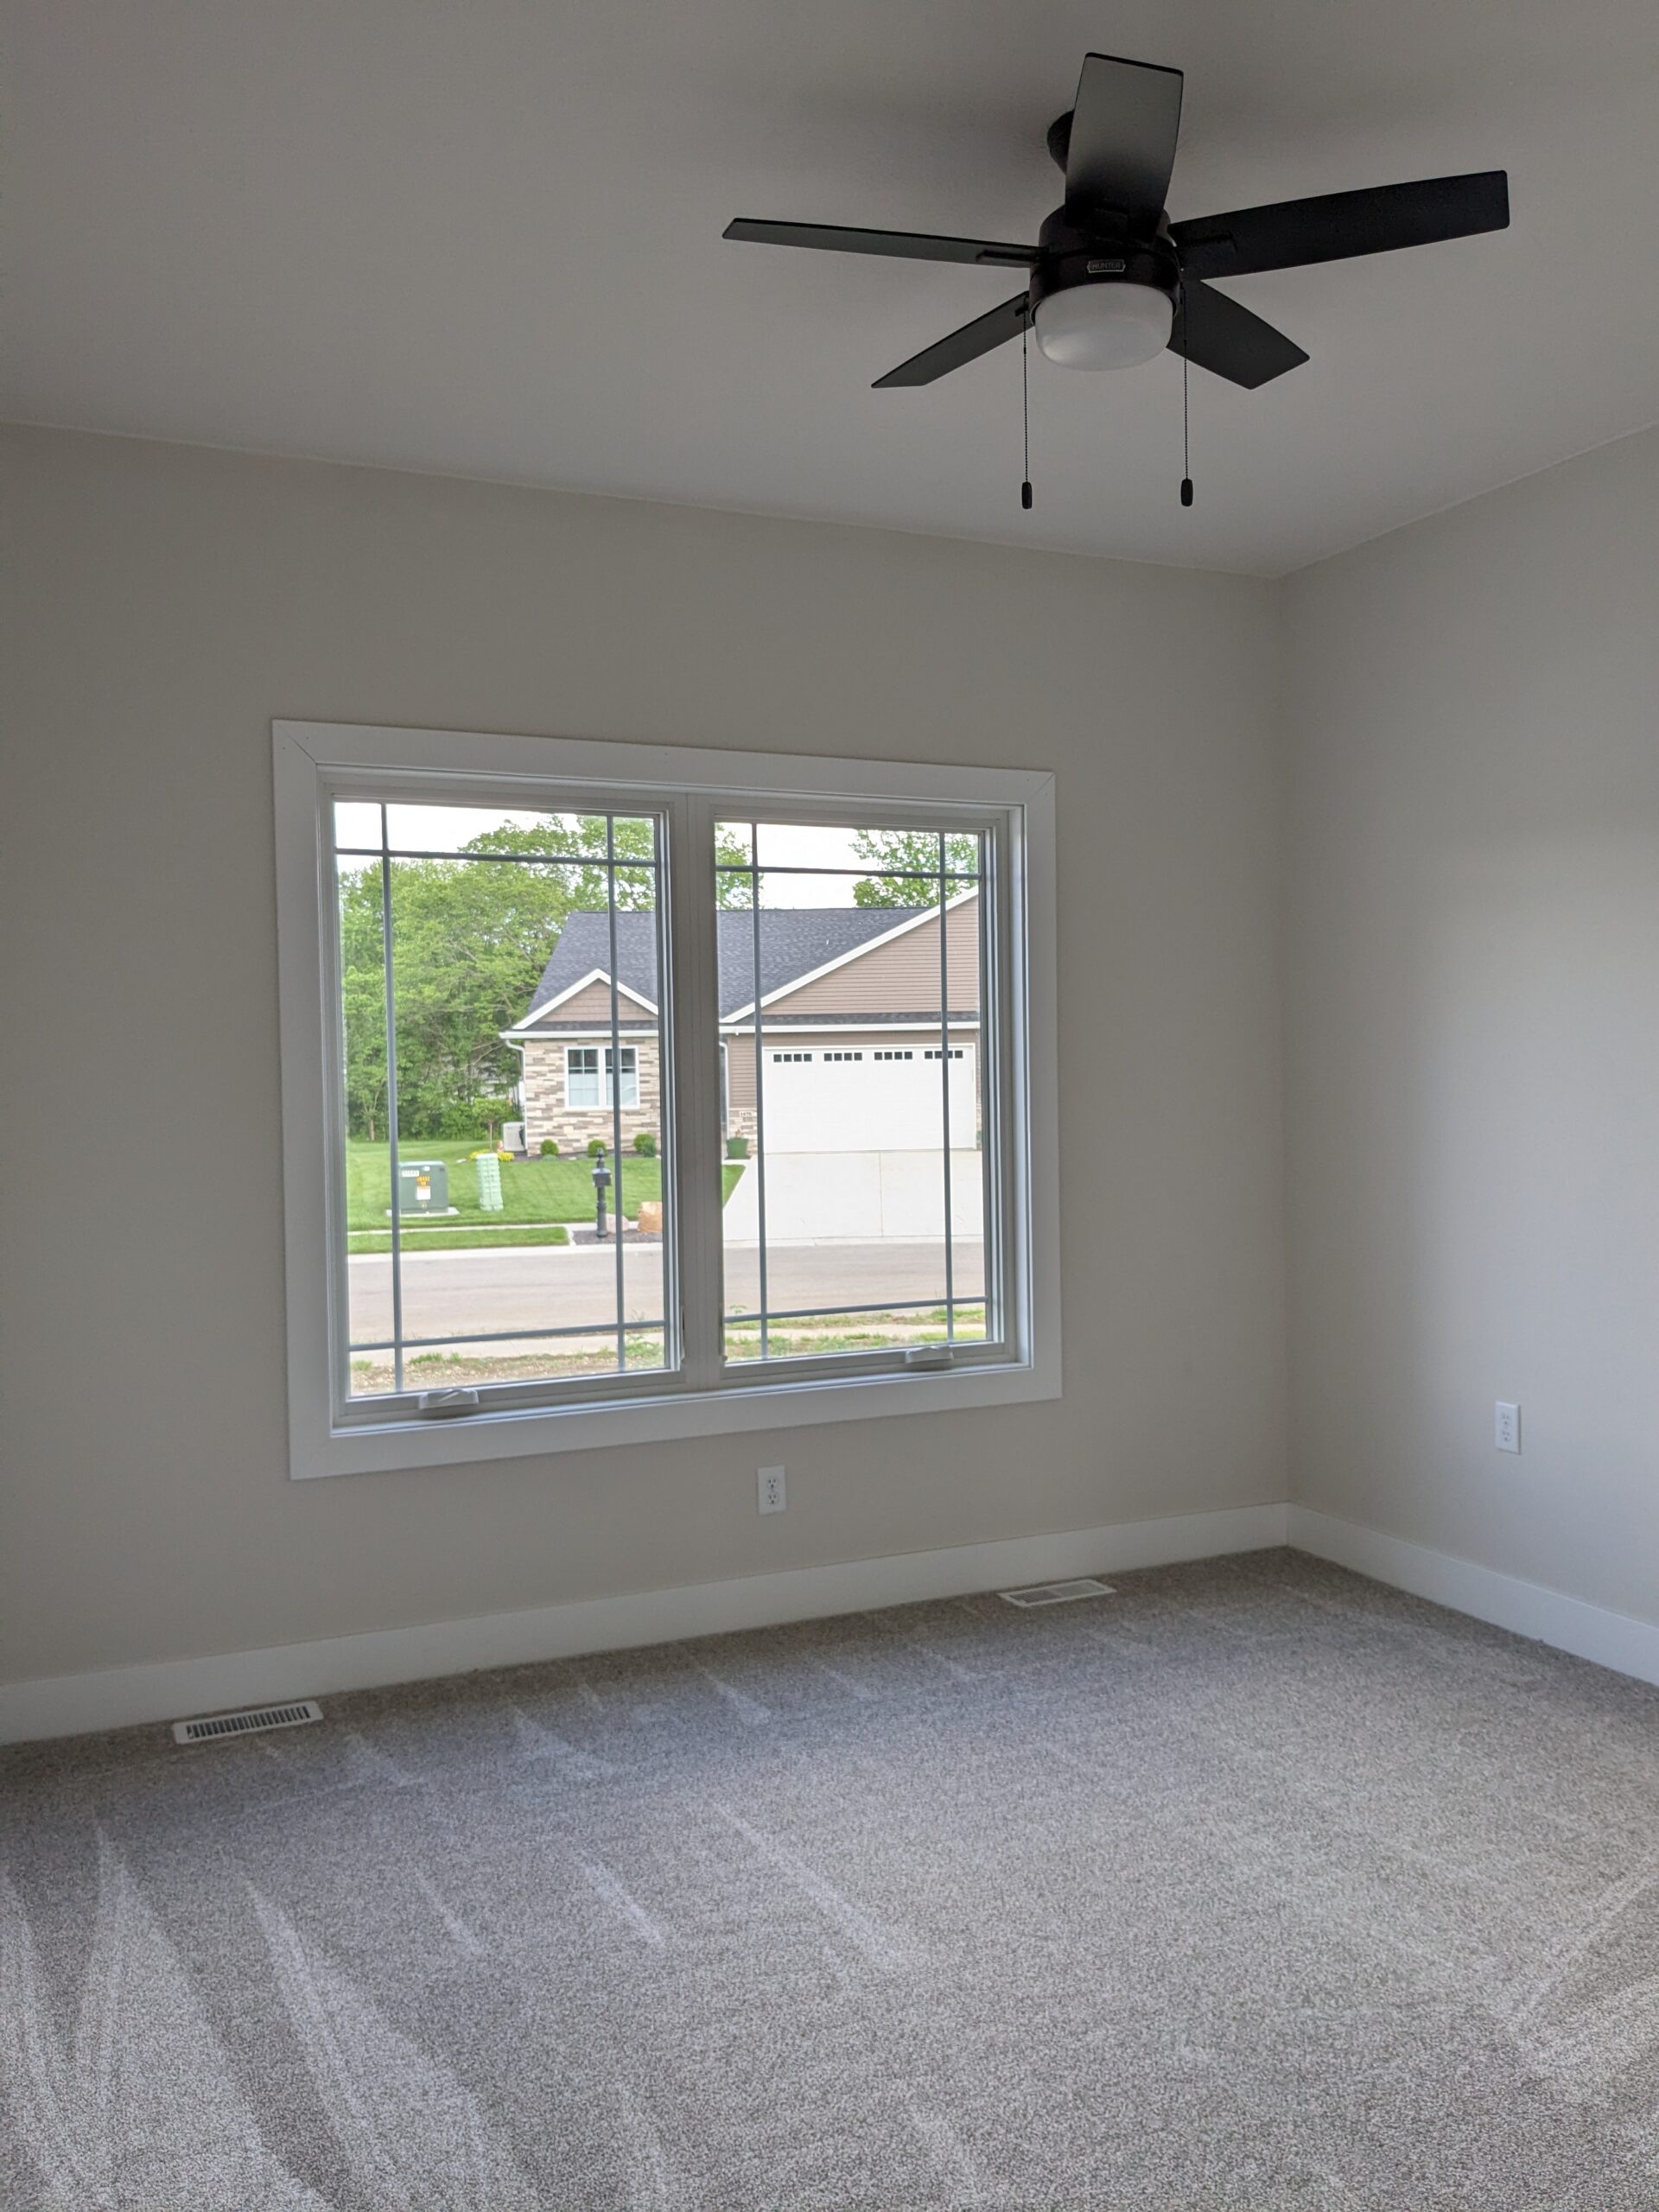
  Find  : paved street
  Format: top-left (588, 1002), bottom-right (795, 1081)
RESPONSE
top-left (347, 1237), bottom-right (983, 1344)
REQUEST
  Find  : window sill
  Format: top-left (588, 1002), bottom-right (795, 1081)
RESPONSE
top-left (292, 1353), bottom-right (1060, 1480)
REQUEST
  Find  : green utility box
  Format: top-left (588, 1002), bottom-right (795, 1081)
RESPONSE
top-left (397, 1160), bottom-right (448, 1214)
top-left (474, 1154), bottom-right (505, 1211)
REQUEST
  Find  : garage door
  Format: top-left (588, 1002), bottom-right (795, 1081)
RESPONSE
top-left (760, 1046), bottom-right (976, 1153)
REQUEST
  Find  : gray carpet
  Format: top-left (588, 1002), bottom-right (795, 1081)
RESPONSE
top-left (5, 1548), bottom-right (1659, 2209)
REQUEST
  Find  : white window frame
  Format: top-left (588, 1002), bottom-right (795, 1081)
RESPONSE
top-left (566, 1044), bottom-right (601, 1108)
top-left (565, 1043), bottom-right (639, 1109)
top-left (274, 721), bottom-right (1059, 1478)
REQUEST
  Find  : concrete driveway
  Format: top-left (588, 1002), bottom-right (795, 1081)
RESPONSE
top-left (347, 1236), bottom-right (984, 1344)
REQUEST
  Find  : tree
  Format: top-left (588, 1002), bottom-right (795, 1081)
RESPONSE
top-left (339, 886), bottom-right (394, 1141)
top-left (340, 816), bottom-right (753, 1140)
top-left (849, 827), bottom-right (979, 908)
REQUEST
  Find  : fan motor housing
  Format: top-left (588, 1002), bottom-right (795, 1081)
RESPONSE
top-left (1027, 207), bottom-right (1180, 320)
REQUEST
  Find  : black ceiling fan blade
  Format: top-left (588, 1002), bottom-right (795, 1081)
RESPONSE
top-left (1063, 52), bottom-right (1184, 219)
top-left (873, 293), bottom-right (1033, 388)
top-left (1170, 280), bottom-right (1308, 389)
top-left (1173, 170), bottom-right (1509, 281)
top-left (723, 219), bottom-right (1039, 270)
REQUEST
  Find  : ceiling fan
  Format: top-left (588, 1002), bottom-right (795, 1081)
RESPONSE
top-left (724, 51), bottom-right (1509, 393)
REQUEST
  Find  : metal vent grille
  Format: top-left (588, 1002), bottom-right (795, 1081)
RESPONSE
top-left (172, 1700), bottom-right (323, 1745)
top-left (999, 1577), bottom-right (1117, 1608)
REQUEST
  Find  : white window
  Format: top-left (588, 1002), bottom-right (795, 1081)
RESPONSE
top-left (567, 1045), bottom-right (638, 1108)
top-left (274, 721), bottom-right (1058, 1477)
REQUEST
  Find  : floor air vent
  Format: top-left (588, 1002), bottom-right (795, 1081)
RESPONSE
top-left (999, 1577), bottom-right (1117, 1608)
top-left (172, 1700), bottom-right (323, 1745)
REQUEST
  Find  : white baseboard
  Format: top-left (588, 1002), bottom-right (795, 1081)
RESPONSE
top-left (0, 1501), bottom-right (1287, 1745)
top-left (1287, 1505), bottom-right (1659, 1689)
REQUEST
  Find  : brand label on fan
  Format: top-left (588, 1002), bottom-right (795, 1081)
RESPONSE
top-left (1087, 258), bottom-right (1127, 273)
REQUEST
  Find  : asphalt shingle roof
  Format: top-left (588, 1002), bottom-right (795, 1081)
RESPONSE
top-left (522, 906), bottom-right (926, 1023)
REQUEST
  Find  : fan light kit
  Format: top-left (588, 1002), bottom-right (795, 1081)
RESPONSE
top-left (1033, 282), bottom-right (1172, 371)
top-left (725, 50), bottom-right (1509, 507)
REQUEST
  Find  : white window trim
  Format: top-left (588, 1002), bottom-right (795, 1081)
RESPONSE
top-left (565, 1044), bottom-right (601, 1108)
top-left (506, 967), bottom-right (658, 1033)
top-left (273, 720), bottom-right (1060, 1478)
top-left (564, 1042), bottom-right (639, 1109)
top-left (725, 1020), bottom-right (981, 1036)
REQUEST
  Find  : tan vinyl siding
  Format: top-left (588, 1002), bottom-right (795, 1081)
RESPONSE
top-left (758, 895), bottom-right (980, 1021)
top-left (524, 976), bottom-right (650, 1027)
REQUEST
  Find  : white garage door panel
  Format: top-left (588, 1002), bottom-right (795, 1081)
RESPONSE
top-left (721, 1152), bottom-right (983, 1242)
top-left (762, 1050), bottom-right (976, 1153)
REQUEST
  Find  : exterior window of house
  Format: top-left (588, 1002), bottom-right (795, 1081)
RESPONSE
top-left (567, 1045), bottom-right (638, 1108)
top-left (274, 722), bottom-right (1058, 1477)
top-left (568, 1046), bottom-right (599, 1105)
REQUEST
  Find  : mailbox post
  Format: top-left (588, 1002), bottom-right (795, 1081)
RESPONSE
top-left (592, 1145), bottom-right (611, 1240)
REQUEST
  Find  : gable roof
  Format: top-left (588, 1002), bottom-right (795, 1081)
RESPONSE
top-left (723, 886), bottom-right (980, 1024)
top-left (513, 904), bottom-right (946, 1028)
top-left (522, 965), bottom-right (658, 1020)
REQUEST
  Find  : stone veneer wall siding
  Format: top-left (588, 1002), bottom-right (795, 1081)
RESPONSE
top-left (520, 1033), bottom-right (660, 1153)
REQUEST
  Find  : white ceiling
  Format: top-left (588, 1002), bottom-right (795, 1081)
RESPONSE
top-left (5, 0), bottom-right (1657, 574)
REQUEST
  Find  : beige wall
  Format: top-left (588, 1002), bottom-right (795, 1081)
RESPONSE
top-left (0, 425), bottom-right (1287, 1688)
top-left (1284, 423), bottom-right (1659, 1622)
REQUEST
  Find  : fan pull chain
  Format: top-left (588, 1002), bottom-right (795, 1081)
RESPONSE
top-left (1179, 291), bottom-right (1193, 508)
top-left (1020, 314), bottom-right (1033, 511)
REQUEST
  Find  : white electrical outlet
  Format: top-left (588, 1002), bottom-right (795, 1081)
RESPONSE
top-left (1495, 1402), bottom-right (1521, 1453)
top-left (758, 1465), bottom-right (786, 1514)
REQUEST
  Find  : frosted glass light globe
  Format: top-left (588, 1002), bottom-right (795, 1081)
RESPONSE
top-left (1033, 283), bottom-right (1173, 370)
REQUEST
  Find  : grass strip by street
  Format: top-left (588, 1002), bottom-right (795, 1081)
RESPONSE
top-left (347, 1224), bottom-right (571, 1255)
top-left (347, 1306), bottom-right (988, 1393)
top-left (724, 1306), bottom-right (986, 1359)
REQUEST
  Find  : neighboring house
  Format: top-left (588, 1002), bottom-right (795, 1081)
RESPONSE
top-left (501, 893), bottom-right (980, 1158)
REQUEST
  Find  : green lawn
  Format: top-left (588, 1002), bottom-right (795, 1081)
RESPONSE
top-left (346, 1138), bottom-right (741, 1231)
top-left (347, 1224), bottom-right (571, 1255)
